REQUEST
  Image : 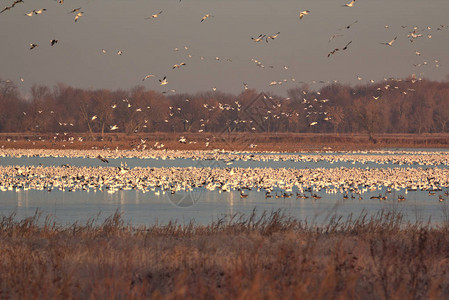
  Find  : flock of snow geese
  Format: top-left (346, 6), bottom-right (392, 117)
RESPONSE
top-left (1, 0), bottom-right (449, 206)
top-left (1, 148), bottom-right (449, 203)
top-left (1, 0), bottom-right (446, 92)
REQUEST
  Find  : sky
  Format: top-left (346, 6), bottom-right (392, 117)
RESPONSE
top-left (1, 0), bottom-right (448, 98)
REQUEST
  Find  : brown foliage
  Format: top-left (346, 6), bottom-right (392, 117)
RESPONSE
top-left (1, 210), bottom-right (449, 299)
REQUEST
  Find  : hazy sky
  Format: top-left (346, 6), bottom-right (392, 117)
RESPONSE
top-left (1, 0), bottom-right (448, 97)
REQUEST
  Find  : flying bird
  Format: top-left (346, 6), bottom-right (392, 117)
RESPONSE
top-left (173, 62), bottom-right (186, 69)
top-left (251, 34), bottom-right (266, 42)
top-left (34, 8), bottom-right (47, 14)
top-left (50, 39), bottom-right (58, 46)
top-left (342, 40), bottom-right (352, 50)
top-left (146, 11), bottom-right (162, 19)
top-left (110, 125), bottom-right (118, 131)
top-left (159, 76), bottom-right (168, 85)
top-left (201, 14), bottom-right (212, 22)
top-left (266, 32), bottom-right (281, 42)
top-left (142, 74), bottom-right (155, 81)
top-left (0, 6), bottom-right (11, 14)
top-left (29, 43), bottom-right (39, 50)
top-left (68, 7), bottom-right (81, 14)
top-left (343, 0), bottom-right (356, 7)
top-left (74, 12), bottom-right (83, 22)
top-left (381, 36), bottom-right (397, 46)
top-left (299, 10), bottom-right (310, 19)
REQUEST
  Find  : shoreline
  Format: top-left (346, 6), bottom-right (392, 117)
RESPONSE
top-left (1, 132), bottom-right (449, 151)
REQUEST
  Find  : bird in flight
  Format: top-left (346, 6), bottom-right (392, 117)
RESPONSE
top-left (173, 62), bottom-right (186, 69)
top-left (299, 10), bottom-right (310, 19)
top-left (266, 32), bottom-right (281, 43)
top-left (68, 7), bottom-right (81, 14)
top-left (50, 39), bottom-right (58, 46)
top-left (251, 34), bottom-right (266, 42)
top-left (74, 12), bottom-right (83, 22)
top-left (34, 8), bottom-right (47, 14)
top-left (381, 36), bottom-right (397, 46)
top-left (201, 14), bottom-right (212, 22)
top-left (110, 125), bottom-right (118, 131)
top-left (0, 6), bottom-right (11, 14)
top-left (327, 41), bottom-right (352, 57)
top-left (146, 11), bottom-right (162, 19)
top-left (142, 74), bottom-right (155, 81)
top-left (29, 43), bottom-right (39, 50)
top-left (159, 76), bottom-right (168, 85)
top-left (329, 34), bottom-right (343, 42)
top-left (343, 0), bottom-right (356, 7)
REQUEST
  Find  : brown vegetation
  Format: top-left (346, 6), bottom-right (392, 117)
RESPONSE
top-left (1, 77), bottom-right (449, 138)
top-left (1, 210), bottom-right (449, 299)
top-left (1, 132), bottom-right (449, 151)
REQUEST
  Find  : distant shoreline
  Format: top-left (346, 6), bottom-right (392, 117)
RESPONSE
top-left (0, 132), bottom-right (448, 151)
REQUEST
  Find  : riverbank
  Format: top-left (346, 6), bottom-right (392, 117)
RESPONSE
top-left (1, 132), bottom-right (449, 151)
top-left (0, 210), bottom-right (448, 299)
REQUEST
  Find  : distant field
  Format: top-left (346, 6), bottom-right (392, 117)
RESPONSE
top-left (0, 132), bottom-right (448, 151)
top-left (1, 210), bottom-right (449, 299)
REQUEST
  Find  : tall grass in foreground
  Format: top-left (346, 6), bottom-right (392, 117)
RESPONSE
top-left (1, 210), bottom-right (449, 299)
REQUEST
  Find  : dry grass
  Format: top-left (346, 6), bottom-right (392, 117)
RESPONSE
top-left (1, 209), bottom-right (449, 299)
top-left (1, 132), bottom-right (449, 151)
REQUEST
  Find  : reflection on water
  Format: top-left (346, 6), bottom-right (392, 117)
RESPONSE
top-left (2, 188), bottom-right (448, 226)
top-left (1, 150), bottom-right (448, 226)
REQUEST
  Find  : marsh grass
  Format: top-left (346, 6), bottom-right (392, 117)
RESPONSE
top-left (1, 209), bottom-right (449, 299)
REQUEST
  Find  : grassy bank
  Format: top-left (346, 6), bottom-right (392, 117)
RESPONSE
top-left (1, 210), bottom-right (449, 299)
top-left (1, 132), bottom-right (449, 151)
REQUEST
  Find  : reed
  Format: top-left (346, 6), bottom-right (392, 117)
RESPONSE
top-left (1, 209), bottom-right (449, 299)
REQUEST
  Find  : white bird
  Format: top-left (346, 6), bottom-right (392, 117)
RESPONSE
top-left (29, 43), bottom-right (39, 50)
top-left (173, 62), bottom-right (186, 69)
top-left (146, 11), bottom-right (162, 19)
top-left (343, 0), bottom-right (355, 7)
top-left (381, 36), bottom-right (397, 46)
top-left (110, 125), bottom-right (118, 131)
top-left (142, 74), bottom-right (155, 81)
top-left (101, 49), bottom-right (107, 54)
top-left (117, 50), bottom-right (123, 55)
top-left (34, 8), bottom-right (46, 14)
top-left (68, 7), bottom-right (81, 14)
top-left (74, 11), bottom-right (83, 22)
top-left (251, 34), bottom-right (266, 42)
top-left (309, 122), bottom-right (318, 126)
top-left (159, 76), bottom-right (168, 85)
top-left (299, 10), bottom-right (310, 19)
top-left (91, 115), bottom-right (97, 120)
top-left (266, 32), bottom-right (280, 42)
top-left (201, 14), bottom-right (212, 22)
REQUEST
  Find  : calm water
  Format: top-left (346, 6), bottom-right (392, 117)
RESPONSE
top-left (1, 152), bottom-right (448, 226)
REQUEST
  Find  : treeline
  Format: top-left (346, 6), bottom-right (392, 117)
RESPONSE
top-left (1, 77), bottom-right (449, 137)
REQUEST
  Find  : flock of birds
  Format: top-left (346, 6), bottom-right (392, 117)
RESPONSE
top-left (1, 1), bottom-right (449, 211)
top-left (1, 0), bottom-right (446, 96)
top-left (1, 149), bottom-right (449, 204)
